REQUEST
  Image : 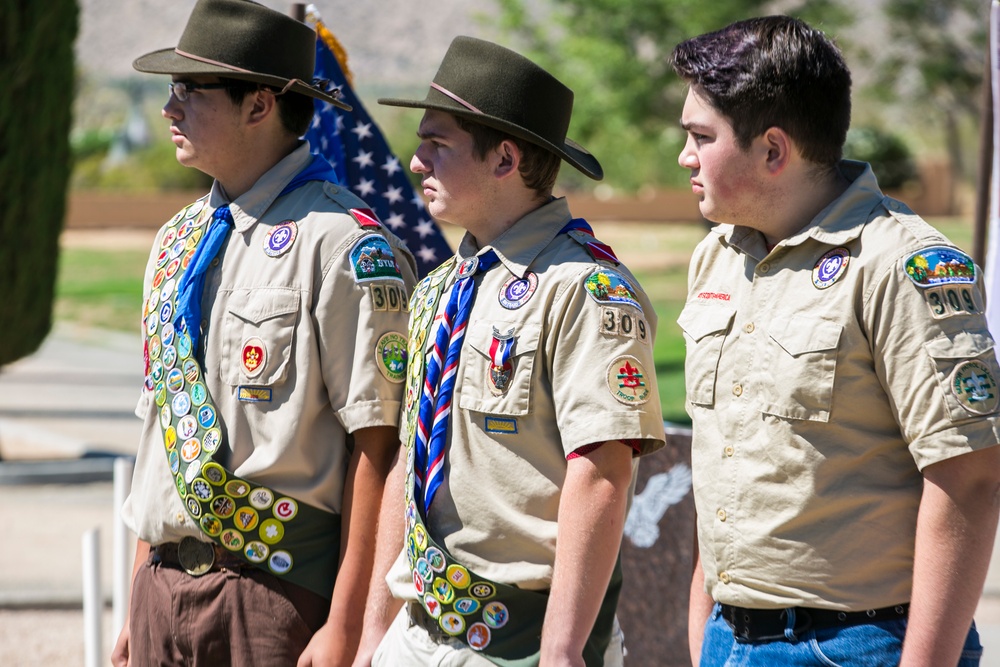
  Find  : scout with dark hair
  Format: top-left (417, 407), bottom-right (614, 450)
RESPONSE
top-left (348, 36), bottom-right (666, 667)
top-left (113, 1), bottom-right (416, 665)
top-left (673, 15), bottom-right (1000, 667)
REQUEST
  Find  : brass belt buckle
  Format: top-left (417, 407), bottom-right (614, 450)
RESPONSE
top-left (177, 536), bottom-right (215, 576)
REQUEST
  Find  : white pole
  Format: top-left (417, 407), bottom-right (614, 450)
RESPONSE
top-left (112, 457), bottom-right (134, 635)
top-left (82, 527), bottom-right (103, 667)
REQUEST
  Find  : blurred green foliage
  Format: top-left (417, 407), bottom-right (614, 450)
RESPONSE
top-left (843, 127), bottom-right (918, 190)
top-left (0, 1), bottom-right (79, 368)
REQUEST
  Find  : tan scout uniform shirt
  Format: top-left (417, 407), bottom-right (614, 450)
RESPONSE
top-left (390, 197), bottom-right (666, 597)
top-left (678, 161), bottom-right (1000, 610)
top-left (123, 144), bottom-right (417, 545)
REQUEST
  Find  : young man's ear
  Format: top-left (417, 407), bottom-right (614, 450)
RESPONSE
top-left (760, 126), bottom-right (793, 175)
top-left (245, 88), bottom-right (278, 128)
top-left (494, 139), bottom-right (521, 179)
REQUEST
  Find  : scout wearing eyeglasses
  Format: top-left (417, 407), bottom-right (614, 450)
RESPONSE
top-left (113, 1), bottom-right (416, 665)
top-left (673, 16), bottom-right (1000, 667)
top-left (350, 37), bottom-right (666, 667)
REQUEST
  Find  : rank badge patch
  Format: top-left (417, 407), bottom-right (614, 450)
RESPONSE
top-left (607, 356), bottom-right (651, 405)
top-left (951, 359), bottom-right (999, 414)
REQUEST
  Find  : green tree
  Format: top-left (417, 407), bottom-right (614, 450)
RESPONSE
top-left (872, 0), bottom-right (986, 206)
top-left (0, 2), bottom-right (80, 367)
top-left (493, 0), bottom-right (851, 192)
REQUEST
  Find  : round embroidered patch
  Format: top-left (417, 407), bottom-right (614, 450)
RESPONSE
top-left (211, 495), bottom-right (235, 519)
top-left (259, 518), bottom-right (285, 544)
top-left (263, 220), bottom-right (298, 257)
top-left (905, 246), bottom-right (976, 287)
top-left (483, 601), bottom-right (509, 629)
top-left (454, 597), bottom-right (481, 615)
top-left (221, 529), bottom-right (244, 551)
top-left (439, 612), bottom-right (465, 637)
top-left (467, 623), bottom-right (491, 651)
top-left (812, 247), bottom-right (850, 289)
top-left (235, 507), bottom-right (260, 531)
top-left (180, 438), bottom-right (201, 463)
top-left (446, 563), bottom-right (471, 589)
top-left (244, 541), bottom-right (269, 563)
top-left (241, 337), bottom-right (266, 378)
top-left (499, 272), bottom-right (538, 309)
top-left (375, 332), bottom-right (407, 383)
top-left (269, 550), bottom-right (293, 575)
top-left (273, 497), bottom-right (298, 521)
top-left (950, 360), bottom-right (999, 414)
top-left (607, 356), bottom-right (652, 405)
top-left (584, 269), bottom-right (642, 310)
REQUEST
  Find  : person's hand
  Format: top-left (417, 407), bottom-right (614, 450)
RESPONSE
top-left (297, 622), bottom-right (356, 667)
top-left (110, 622), bottom-right (130, 667)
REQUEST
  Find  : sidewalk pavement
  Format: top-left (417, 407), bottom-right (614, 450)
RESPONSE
top-left (2, 323), bottom-right (1000, 664)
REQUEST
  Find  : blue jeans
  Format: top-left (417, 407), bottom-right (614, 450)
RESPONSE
top-left (700, 603), bottom-right (983, 666)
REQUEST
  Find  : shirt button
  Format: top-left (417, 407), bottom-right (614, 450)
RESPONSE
top-left (210, 257), bottom-right (220, 268)
top-left (744, 322), bottom-right (755, 334)
top-left (720, 571), bottom-right (732, 584)
top-left (717, 509), bottom-right (727, 522)
top-left (725, 445), bottom-right (735, 457)
top-left (733, 384), bottom-right (743, 397)
top-left (758, 263), bottom-right (770, 273)
top-left (176, 512), bottom-right (186, 524)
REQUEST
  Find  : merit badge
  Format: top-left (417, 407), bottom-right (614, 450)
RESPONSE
top-left (259, 518), bottom-right (285, 544)
top-left (446, 564), bottom-right (471, 589)
top-left (249, 487), bottom-right (274, 510)
top-left (180, 438), bottom-right (202, 463)
top-left (263, 220), bottom-right (297, 257)
top-left (413, 570), bottom-right (426, 596)
top-left (151, 360), bottom-right (164, 383)
top-left (235, 507), bottom-right (260, 531)
top-left (202, 427), bottom-right (221, 453)
top-left (483, 601), bottom-right (509, 629)
top-left (439, 612), bottom-right (465, 636)
top-left (165, 257), bottom-right (181, 280)
top-left (454, 597), bottom-right (481, 615)
top-left (375, 332), bottom-right (407, 383)
top-left (185, 496), bottom-right (202, 517)
top-left (190, 382), bottom-right (207, 406)
top-left (192, 478), bottom-right (213, 501)
top-left (433, 578), bottom-right (456, 605)
top-left (499, 272), bottom-right (538, 309)
top-left (163, 426), bottom-right (177, 451)
top-left (905, 246), bottom-right (976, 287)
top-left (487, 327), bottom-right (516, 396)
top-left (154, 382), bottom-right (167, 408)
top-left (424, 594), bottom-right (443, 619)
top-left (176, 331), bottom-right (192, 360)
top-left (166, 368), bottom-right (185, 394)
top-left (812, 248), bottom-right (850, 289)
top-left (273, 497), bottom-right (298, 521)
top-left (241, 337), bottom-right (266, 378)
top-left (416, 558), bottom-right (434, 583)
top-left (184, 460), bottom-right (203, 485)
top-left (160, 227), bottom-right (177, 250)
top-left (202, 462), bottom-right (226, 485)
top-left (175, 473), bottom-right (187, 498)
top-left (951, 360), bottom-right (999, 414)
top-left (425, 547), bottom-right (446, 572)
top-left (183, 358), bottom-right (200, 384)
top-left (221, 529), bottom-right (244, 551)
top-left (197, 405), bottom-right (217, 429)
top-left (200, 514), bottom-right (222, 536)
top-left (149, 333), bottom-right (163, 362)
top-left (162, 345), bottom-right (177, 371)
top-left (269, 551), bottom-right (293, 574)
top-left (225, 480), bottom-right (250, 498)
top-left (607, 356), bottom-right (652, 405)
top-left (350, 234), bottom-right (404, 283)
top-left (169, 450), bottom-right (180, 474)
top-left (178, 415), bottom-right (198, 439)
top-left (170, 238), bottom-right (186, 260)
top-left (171, 391), bottom-right (191, 417)
top-left (467, 623), bottom-right (491, 651)
top-left (470, 582), bottom-right (495, 600)
top-left (244, 541), bottom-right (269, 563)
top-left (211, 495), bottom-right (235, 519)
top-left (159, 301), bottom-right (173, 325)
top-left (159, 404), bottom-right (172, 429)
top-left (584, 269), bottom-right (642, 311)
top-left (186, 199), bottom-right (205, 220)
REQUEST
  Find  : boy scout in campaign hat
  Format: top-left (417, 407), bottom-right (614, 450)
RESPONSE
top-left (113, 0), bottom-right (416, 665)
top-left (673, 16), bottom-right (1000, 667)
top-left (349, 36), bottom-right (666, 667)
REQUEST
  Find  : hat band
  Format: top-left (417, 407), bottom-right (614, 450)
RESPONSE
top-left (430, 82), bottom-right (483, 114)
top-left (174, 48), bottom-right (256, 75)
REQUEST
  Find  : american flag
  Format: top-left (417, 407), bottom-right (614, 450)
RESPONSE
top-left (303, 8), bottom-right (451, 278)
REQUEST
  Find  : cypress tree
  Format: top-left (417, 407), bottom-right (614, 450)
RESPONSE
top-left (0, 1), bottom-right (80, 367)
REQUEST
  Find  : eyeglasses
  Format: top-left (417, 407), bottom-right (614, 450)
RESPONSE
top-left (168, 81), bottom-right (235, 102)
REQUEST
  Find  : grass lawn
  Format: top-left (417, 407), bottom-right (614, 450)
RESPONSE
top-left (55, 216), bottom-right (975, 426)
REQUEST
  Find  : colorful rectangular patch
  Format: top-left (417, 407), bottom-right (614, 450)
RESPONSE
top-left (484, 417), bottom-right (518, 434)
top-left (350, 234), bottom-right (405, 284)
top-left (238, 386), bottom-right (273, 402)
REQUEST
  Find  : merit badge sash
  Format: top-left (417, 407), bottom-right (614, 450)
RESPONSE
top-left (144, 199), bottom-right (341, 599)
top-left (402, 249), bottom-right (622, 666)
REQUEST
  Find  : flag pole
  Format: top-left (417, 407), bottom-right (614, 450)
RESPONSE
top-left (291, 3), bottom-right (305, 21)
top-left (974, 15), bottom-right (994, 268)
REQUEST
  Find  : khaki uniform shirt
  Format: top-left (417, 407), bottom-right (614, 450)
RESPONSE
top-left (389, 197), bottom-right (666, 598)
top-left (123, 144), bottom-right (417, 545)
top-left (679, 161), bottom-right (1000, 610)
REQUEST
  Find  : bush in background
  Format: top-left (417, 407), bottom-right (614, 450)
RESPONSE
top-left (0, 1), bottom-right (80, 368)
top-left (844, 126), bottom-right (919, 190)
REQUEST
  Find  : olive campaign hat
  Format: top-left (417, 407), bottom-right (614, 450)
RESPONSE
top-left (133, 0), bottom-right (350, 111)
top-left (379, 36), bottom-right (602, 180)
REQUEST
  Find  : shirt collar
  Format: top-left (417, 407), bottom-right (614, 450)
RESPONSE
top-left (455, 197), bottom-right (573, 278)
top-left (208, 142), bottom-right (315, 234)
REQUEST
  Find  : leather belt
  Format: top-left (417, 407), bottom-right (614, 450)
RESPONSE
top-left (721, 602), bottom-right (909, 642)
top-left (154, 537), bottom-right (246, 576)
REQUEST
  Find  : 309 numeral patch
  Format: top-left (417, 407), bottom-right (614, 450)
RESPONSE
top-left (924, 285), bottom-right (981, 319)
top-left (371, 283), bottom-right (408, 312)
top-left (601, 307), bottom-right (648, 342)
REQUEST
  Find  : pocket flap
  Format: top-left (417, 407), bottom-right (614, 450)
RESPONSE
top-left (924, 331), bottom-right (997, 360)
top-left (227, 289), bottom-right (300, 325)
top-left (677, 303), bottom-right (736, 342)
top-left (768, 316), bottom-right (842, 357)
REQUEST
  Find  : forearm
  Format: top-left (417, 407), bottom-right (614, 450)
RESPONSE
top-left (352, 448), bottom-right (407, 666)
top-left (540, 442), bottom-right (633, 666)
top-left (688, 543), bottom-right (712, 667)
top-left (900, 446), bottom-right (1000, 667)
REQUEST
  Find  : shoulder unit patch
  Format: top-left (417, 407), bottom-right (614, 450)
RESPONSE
top-left (350, 234), bottom-right (404, 284)
top-left (584, 268), bottom-right (642, 311)
top-left (904, 246), bottom-right (976, 288)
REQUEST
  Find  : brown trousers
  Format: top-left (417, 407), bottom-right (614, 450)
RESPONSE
top-left (129, 552), bottom-right (329, 666)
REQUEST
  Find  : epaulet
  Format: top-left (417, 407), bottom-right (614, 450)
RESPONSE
top-left (567, 228), bottom-right (620, 265)
top-left (321, 182), bottom-right (383, 229)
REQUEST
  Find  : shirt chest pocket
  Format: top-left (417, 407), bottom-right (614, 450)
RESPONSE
top-left (677, 303), bottom-right (735, 406)
top-left (458, 320), bottom-right (541, 416)
top-left (761, 316), bottom-right (842, 421)
top-left (222, 288), bottom-right (300, 387)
